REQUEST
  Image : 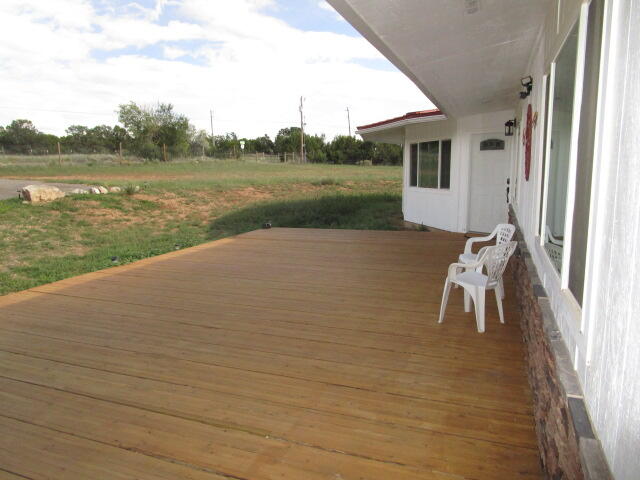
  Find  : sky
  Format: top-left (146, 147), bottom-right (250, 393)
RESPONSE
top-left (0, 0), bottom-right (432, 140)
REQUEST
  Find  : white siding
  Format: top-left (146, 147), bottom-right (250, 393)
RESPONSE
top-left (581, 0), bottom-right (640, 477)
top-left (402, 111), bottom-right (514, 232)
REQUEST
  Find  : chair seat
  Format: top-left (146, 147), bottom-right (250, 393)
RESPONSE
top-left (454, 271), bottom-right (489, 288)
top-left (458, 253), bottom-right (478, 264)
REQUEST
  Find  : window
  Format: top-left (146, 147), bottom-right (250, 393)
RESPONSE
top-left (539, 74), bottom-right (551, 235)
top-left (408, 139), bottom-right (451, 189)
top-left (543, 23), bottom-right (579, 274)
top-left (539, 0), bottom-right (604, 306)
top-left (569, 0), bottom-right (604, 305)
top-left (419, 141), bottom-right (439, 188)
top-left (409, 144), bottom-right (418, 187)
top-left (441, 140), bottom-right (451, 189)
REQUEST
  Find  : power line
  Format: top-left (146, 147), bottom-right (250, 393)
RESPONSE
top-left (0, 104), bottom-right (351, 134)
top-left (299, 96), bottom-right (306, 163)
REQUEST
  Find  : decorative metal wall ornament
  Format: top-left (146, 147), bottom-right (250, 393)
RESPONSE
top-left (523, 104), bottom-right (533, 181)
top-left (480, 139), bottom-right (505, 151)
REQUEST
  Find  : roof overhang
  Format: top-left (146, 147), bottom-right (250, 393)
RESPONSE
top-left (356, 109), bottom-right (446, 143)
top-left (328, 0), bottom-right (550, 118)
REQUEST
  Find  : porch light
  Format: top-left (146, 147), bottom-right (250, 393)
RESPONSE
top-left (520, 76), bottom-right (533, 99)
top-left (505, 119), bottom-right (517, 136)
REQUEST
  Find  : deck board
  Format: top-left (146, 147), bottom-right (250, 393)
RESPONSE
top-left (0, 228), bottom-right (541, 479)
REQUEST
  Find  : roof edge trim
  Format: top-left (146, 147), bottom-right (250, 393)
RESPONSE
top-left (356, 109), bottom-right (446, 135)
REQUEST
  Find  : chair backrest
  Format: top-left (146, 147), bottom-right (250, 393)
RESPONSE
top-left (495, 224), bottom-right (516, 246)
top-left (479, 241), bottom-right (517, 286)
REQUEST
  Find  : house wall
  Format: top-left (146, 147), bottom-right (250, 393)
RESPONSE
top-left (511, 0), bottom-right (640, 478)
top-left (402, 110), bottom-right (514, 232)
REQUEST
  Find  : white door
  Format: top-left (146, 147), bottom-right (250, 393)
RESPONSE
top-left (468, 133), bottom-right (510, 233)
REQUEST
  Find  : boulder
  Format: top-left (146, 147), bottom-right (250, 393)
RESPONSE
top-left (88, 187), bottom-right (102, 194)
top-left (69, 188), bottom-right (89, 195)
top-left (97, 186), bottom-right (109, 194)
top-left (108, 186), bottom-right (122, 193)
top-left (21, 185), bottom-right (66, 203)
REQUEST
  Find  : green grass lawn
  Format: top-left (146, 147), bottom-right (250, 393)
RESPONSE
top-left (0, 160), bottom-right (403, 295)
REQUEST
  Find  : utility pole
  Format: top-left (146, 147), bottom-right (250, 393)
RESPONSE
top-left (209, 110), bottom-right (214, 138)
top-left (299, 96), bottom-right (306, 163)
top-left (346, 107), bottom-right (352, 137)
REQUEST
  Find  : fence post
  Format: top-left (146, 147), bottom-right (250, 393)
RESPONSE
top-left (57, 142), bottom-right (62, 165)
top-left (163, 144), bottom-right (168, 162)
top-left (118, 142), bottom-right (123, 164)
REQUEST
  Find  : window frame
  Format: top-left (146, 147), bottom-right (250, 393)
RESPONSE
top-left (407, 139), bottom-right (452, 190)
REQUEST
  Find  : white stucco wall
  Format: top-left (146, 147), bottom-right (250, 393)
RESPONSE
top-left (512, 0), bottom-right (640, 477)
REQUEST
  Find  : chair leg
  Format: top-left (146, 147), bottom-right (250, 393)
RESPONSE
top-left (464, 289), bottom-right (472, 312)
top-left (438, 280), bottom-right (452, 324)
top-left (474, 287), bottom-right (486, 333)
top-left (495, 288), bottom-right (505, 324)
top-left (453, 266), bottom-right (462, 289)
top-left (499, 278), bottom-right (505, 299)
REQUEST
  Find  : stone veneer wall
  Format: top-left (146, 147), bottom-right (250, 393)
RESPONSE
top-left (508, 210), bottom-right (612, 480)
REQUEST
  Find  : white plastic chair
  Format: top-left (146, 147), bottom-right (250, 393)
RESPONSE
top-left (458, 223), bottom-right (515, 298)
top-left (439, 241), bottom-right (517, 333)
top-left (545, 225), bottom-right (564, 246)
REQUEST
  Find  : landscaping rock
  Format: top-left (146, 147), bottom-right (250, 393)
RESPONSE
top-left (97, 186), bottom-right (109, 194)
top-left (88, 187), bottom-right (102, 194)
top-left (69, 188), bottom-right (89, 195)
top-left (21, 185), bottom-right (66, 203)
top-left (108, 186), bottom-right (122, 193)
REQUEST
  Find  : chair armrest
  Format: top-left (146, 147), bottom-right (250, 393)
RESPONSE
top-left (448, 260), bottom-right (482, 279)
top-left (464, 233), bottom-right (495, 254)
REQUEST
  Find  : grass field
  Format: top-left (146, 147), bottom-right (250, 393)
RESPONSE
top-left (0, 160), bottom-right (403, 295)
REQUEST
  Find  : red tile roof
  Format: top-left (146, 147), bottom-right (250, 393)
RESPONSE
top-left (357, 109), bottom-right (443, 131)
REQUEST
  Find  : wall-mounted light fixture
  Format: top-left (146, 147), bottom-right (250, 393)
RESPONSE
top-left (520, 76), bottom-right (533, 99)
top-left (505, 119), bottom-right (517, 136)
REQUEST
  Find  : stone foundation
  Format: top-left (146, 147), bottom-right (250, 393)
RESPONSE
top-left (509, 210), bottom-right (612, 480)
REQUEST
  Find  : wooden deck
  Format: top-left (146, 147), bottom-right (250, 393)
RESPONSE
top-left (0, 228), bottom-right (541, 479)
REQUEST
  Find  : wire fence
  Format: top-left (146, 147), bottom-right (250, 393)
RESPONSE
top-left (0, 150), bottom-right (307, 167)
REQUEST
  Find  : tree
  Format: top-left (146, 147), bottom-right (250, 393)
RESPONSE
top-left (252, 135), bottom-right (275, 154)
top-left (326, 135), bottom-right (366, 164)
top-left (189, 129), bottom-right (210, 156)
top-left (0, 120), bottom-right (41, 153)
top-left (117, 102), bottom-right (191, 160)
top-left (372, 143), bottom-right (403, 165)
top-left (0, 119), bottom-right (60, 154)
top-left (275, 127), bottom-right (326, 161)
top-left (274, 127), bottom-right (301, 155)
top-left (211, 132), bottom-right (240, 157)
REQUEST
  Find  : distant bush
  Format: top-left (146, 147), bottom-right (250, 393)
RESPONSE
top-left (311, 178), bottom-right (341, 186)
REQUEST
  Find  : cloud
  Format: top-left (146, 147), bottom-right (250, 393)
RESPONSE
top-left (318, 0), bottom-right (345, 21)
top-left (0, 0), bottom-right (431, 139)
